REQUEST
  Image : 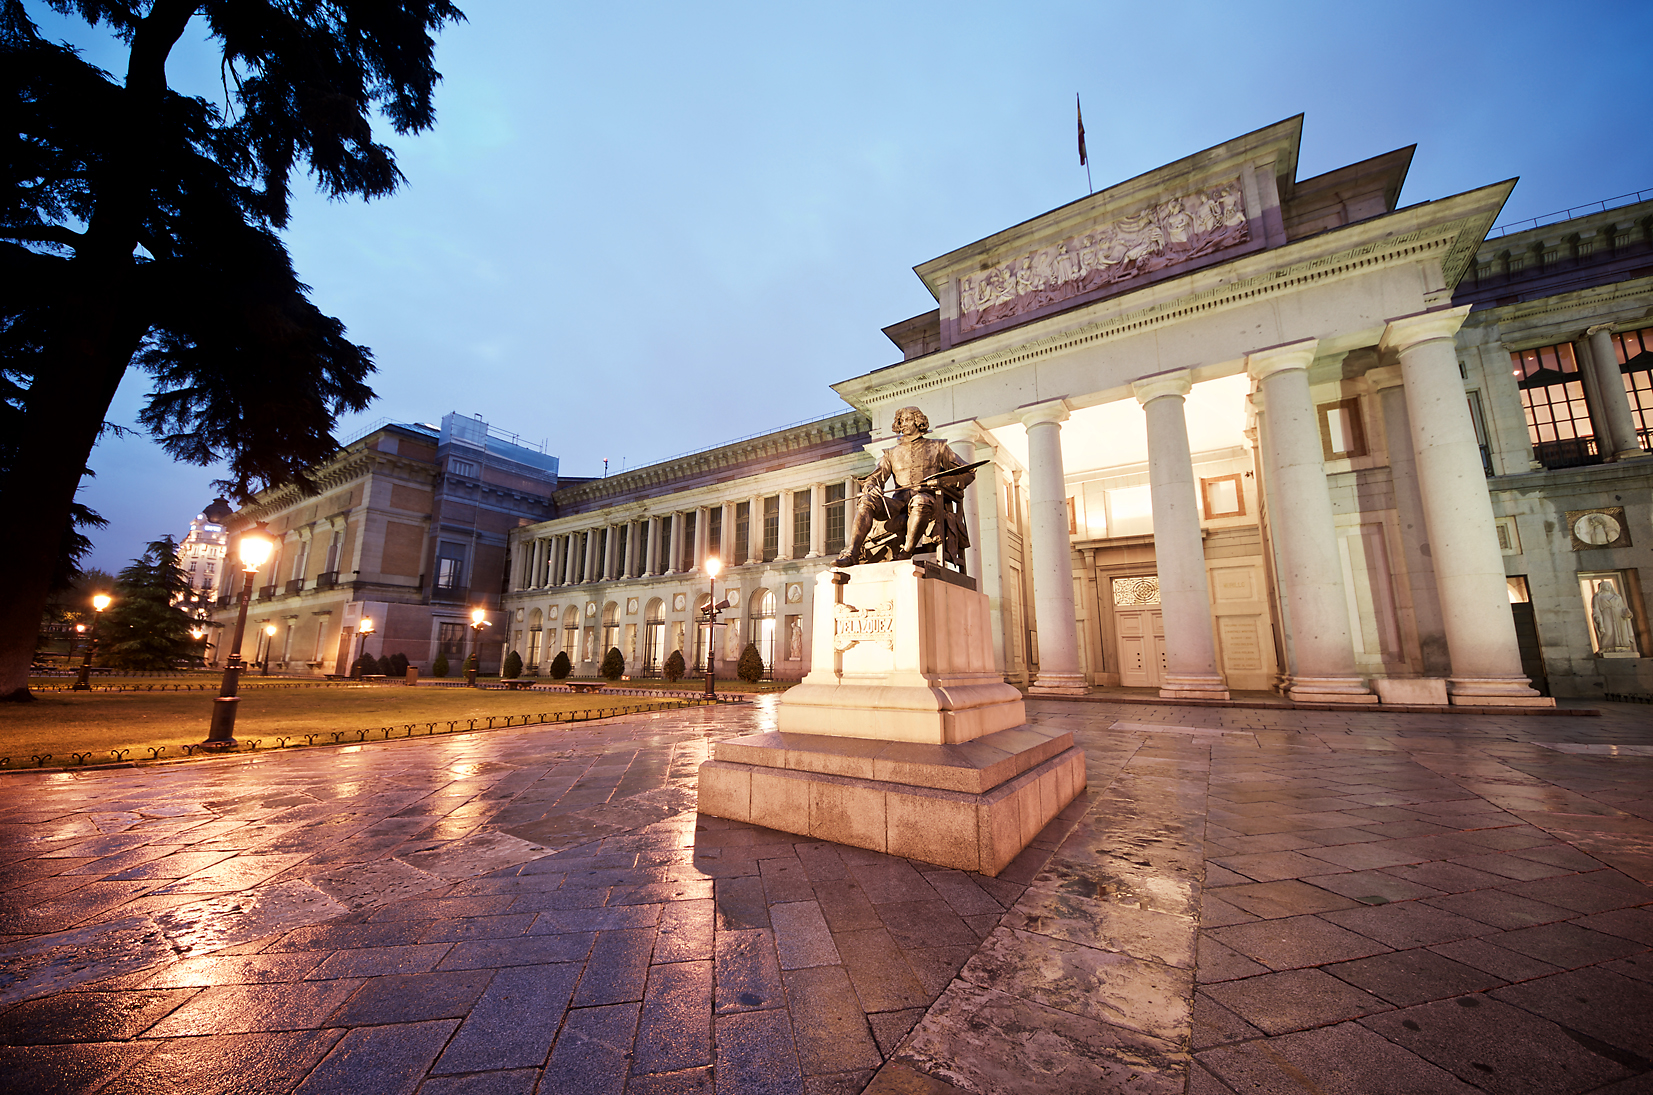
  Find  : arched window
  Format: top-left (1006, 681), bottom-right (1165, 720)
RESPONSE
top-left (750, 587), bottom-right (777, 670)
top-left (602, 601), bottom-right (620, 655)
top-left (526, 608), bottom-right (544, 671)
top-left (562, 605), bottom-right (580, 659)
top-left (643, 598), bottom-right (666, 671)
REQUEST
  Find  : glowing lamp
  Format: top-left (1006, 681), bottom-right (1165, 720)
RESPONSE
top-left (238, 529), bottom-right (274, 570)
top-left (92, 593), bottom-right (111, 612)
top-left (706, 556), bottom-right (722, 579)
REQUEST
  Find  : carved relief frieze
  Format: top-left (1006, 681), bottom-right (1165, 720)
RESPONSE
top-left (957, 180), bottom-right (1250, 335)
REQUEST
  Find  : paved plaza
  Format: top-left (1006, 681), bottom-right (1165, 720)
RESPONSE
top-left (0, 696), bottom-right (1648, 1094)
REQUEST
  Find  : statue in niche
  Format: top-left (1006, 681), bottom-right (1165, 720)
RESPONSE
top-left (1591, 580), bottom-right (1637, 654)
top-left (834, 405), bottom-right (983, 572)
top-left (788, 618), bottom-right (804, 661)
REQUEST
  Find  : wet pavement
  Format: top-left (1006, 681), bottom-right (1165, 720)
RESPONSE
top-left (0, 696), bottom-right (1648, 1094)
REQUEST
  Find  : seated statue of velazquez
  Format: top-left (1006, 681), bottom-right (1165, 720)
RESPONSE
top-left (834, 406), bottom-right (978, 571)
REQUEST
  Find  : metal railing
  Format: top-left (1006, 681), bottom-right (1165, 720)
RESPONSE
top-left (1486, 188), bottom-right (1653, 240)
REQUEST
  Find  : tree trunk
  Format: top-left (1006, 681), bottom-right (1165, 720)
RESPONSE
top-left (0, 279), bottom-right (144, 701)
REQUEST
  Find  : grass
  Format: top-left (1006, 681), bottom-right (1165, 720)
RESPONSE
top-left (0, 684), bottom-right (708, 768)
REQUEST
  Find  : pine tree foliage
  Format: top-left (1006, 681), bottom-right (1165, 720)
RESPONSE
top-left (663, 649), bottom-right (685, 682)
top-left (600, 646), bottom-right (624, 680)
top-left (389, 652), bottom-right (409, 678)
top-left (98, 536), bottom-right (198, 669)
top-left (502, 650), bottom-right (522, 679)
top-left (432, 651), bottom-right (449, 678)
top-left (549, 651), bottom-right (571, 679)
top-left (0, 0), bottom-right (465, 700)
top-left (737, 641), bottom-right (764, 683)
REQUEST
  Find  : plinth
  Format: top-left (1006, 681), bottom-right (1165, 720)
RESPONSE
top-left (697, 560), bottom-right (1086, 876)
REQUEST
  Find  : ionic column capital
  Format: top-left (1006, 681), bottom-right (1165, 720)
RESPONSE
top-left (1018, 399), bottom-right (1070, 429)
top-left (1378, 305), bottom-right (1471, 356)
top-left (1131, 369), bottom-right (1191, 406)
top-left (1246, 338), bottom-right (1320, 382)
top-left (1586, 323), bottom-right (1616, 339)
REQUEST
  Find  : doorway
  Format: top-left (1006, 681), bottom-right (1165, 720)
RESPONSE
top-left (1115, 607), bottom-right (1166, 687)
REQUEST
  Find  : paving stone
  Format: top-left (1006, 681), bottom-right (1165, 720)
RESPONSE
top-left (633, 960), bottom-right (713, 1076)
top-left (1300, 869), bottom-right (1443, 906)
top-left (0, 1042), bottom-right (157, 1095)
top-left (1212, 914), bottom-right (1391, 970)
top-left (1420, 889), bottom-right (1577, 930)
top-left (543, 1002), bottom-right (639, 1095)
top-left (1210, 850), bottom-right (1346, 882)
top-left (0, 988), bottom-right (197, 1045)
top-left (1197, 1020), bottom-right (1479, 1094)
top-left (293, 1018), bottom-right (457, 1095)
top-left (1196, 936), bottom-right (1269, 983)
top-left (1490, 967), bottom-right (1653, 1060)
top-left (714, 928), bottom-right (784, 1015)
top-left (1203, 968), bottom-right (1391, 1035)
top-left (782, 965), bottom-right (882, 1075)
top-left (1321, 901), bottom-right (1488, 949)
top-left (94, 1029), bottom-right (346, 1095)
top-left (1190, 991), bottom-right (1262, 1050)
top-left (769, 901), bottom-right (840, 970)
top-left (305, 943), bottom-right (452, 979)
top-left (626, 1067), bottom-right (714, 1094)
top-left (436, 932), bottom-right (595, 970)
top-left (329, 968), bottom-right (494, 1025)
top-left (1361, 994), bottom-right (1632, 1094)
top-left (654, 897), bottom-right (715, 964)
top-left (867, 1007), bottom-right (926, 1057)
top-left (1206, 880), bottom-right (1361, 920)
top-left (574, 928), bottom-right (655, 1006)
top-left (810, 880), bottom-right (882, 933)
top-left (1426, 936), bottom-right (1563, 983)
top-left (714, 1007), bottom-right (804, 1095)
top-left (1499, 875), bottom-right (1651, 915)
top-left (142, 978), bottom-right (364, 1036)
top-left (804, 1069), bottom-right (878, 1095)
top-left (1326, 947), bottom-right (1505, 1005)
top-left (1489, 922), bottom-right (1646, 969)
top-left (432, 962), bottom-right (581, 1074)
top-left (415, 1068), bottom-right (542, 1094)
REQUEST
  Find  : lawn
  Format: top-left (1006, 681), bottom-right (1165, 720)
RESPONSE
top-left (0, 684), bottom-right (710, 768)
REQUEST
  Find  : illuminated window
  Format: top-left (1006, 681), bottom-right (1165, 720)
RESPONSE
top-left (1612, 326), bottom-right (1653, 449)
top-left (1317, 398), bottom-right (1367, 459)
top-left (1513, 342), bottom-right (1598, 468)
top-left (1201, 474), bottom-right (1245, 519)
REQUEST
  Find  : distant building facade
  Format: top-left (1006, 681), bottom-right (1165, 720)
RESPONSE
top-left (207, 413), bottom-right (563, 675)
top-left (174, 496), bottom-right (231, 619)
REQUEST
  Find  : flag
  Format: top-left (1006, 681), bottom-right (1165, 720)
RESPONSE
top-left (1076, 94), bottom-right (1087, 167)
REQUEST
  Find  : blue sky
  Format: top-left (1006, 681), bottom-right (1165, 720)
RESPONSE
top-left (52, 0), bottom-right (1653, 572)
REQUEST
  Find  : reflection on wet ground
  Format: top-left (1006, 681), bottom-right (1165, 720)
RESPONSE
top-left (0, 696), bottom-right (1648, 1093)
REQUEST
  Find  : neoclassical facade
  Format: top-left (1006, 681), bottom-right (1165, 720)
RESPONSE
top-left (517, 116), bottom-right (1648, 700)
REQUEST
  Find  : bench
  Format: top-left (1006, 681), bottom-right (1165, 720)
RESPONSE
top-left (567, 682), bottom-right (606, 694)
top-left (499, 679), bottom-right (535, 691)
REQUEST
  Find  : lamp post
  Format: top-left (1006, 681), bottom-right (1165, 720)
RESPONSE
top-left (190, 626), bottom-right (207, 668)
top-left (354, 617), bottom-right (375, 676)
top-left (72, 594), bottom-right (111, 691)
top-left (466, 607), bottom-right (489, 686)
top-left (465, 607), bottom-right (489, 685)
top-left (702, 558), bottom-right (729, 699)
top-left (201, 526), bottom-right (274, 751)
top-left (261, 622), bottom-right (278, 676)
top-left (71, 622), bottom-right (86, 672)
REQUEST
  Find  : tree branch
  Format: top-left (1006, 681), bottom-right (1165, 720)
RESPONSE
top-left (0, 223), bottom-right (85, 248)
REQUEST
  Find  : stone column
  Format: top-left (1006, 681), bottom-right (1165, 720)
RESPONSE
top-left (1377, 385), bottom-right (1452, 676)
top-left (645, 516), bottom-right (661, 577)
top-left (1133, 371), bottom-right (1230, 700)
top-left (598, 524), bottom-right (614, 581)
top-left (583, 528), bottom-right (599, 585)
top-left (694, 506), bottom-right (710, 571)
top-left (1573, 337), bottom-right (1614, 460)
top-left (668, 512), bottom-right (685, 575)
top-left (1381, 308), bottom-right (1548, 704)
top-left (748, 495), bottom-right (764, 565)
top-left (1018, 401), bottom-right (1086, 695)
top-left (721, 501), bottom-right (736, 566)
top-left (808, 485), bottom-right (825, 558)
top-left (1248, 342), bottom-right (1375, 702)
top-left (953, 442), bottom-right (984, 581)
top-left (971, 444), bottom-right (1008, 674)
top-left (1587, 325), bottom-right (1646, 459)
top-left (777, 490), bottom-right (794, 561)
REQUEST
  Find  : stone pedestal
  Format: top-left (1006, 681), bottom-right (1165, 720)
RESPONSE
top-left (697, 560), bottom-right (1086, 876)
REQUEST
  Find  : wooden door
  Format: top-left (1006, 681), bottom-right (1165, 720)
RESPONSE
top-left (1116, 607), bottom-right (1166, 688)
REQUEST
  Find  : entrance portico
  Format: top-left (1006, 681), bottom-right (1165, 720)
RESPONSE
top-left (835, 116), bottom-right (1551, 705)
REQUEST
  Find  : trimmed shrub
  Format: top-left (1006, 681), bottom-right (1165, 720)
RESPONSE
top-left (600, 646), bottom-right (625, 681)
top-left (352, 653), bottom-right (377, 677)
top-left (389, 652), bottom-right (410, 678)
top-left (375, 654), bottom-right (394, 675)
top-left (432, 652), bottom-right (449, 678)
top-left (663, 649), bottom-right (685, 683)
top-left (502, 650), bottom-right (523, 679)
top-left (738, 642), bottom-right (765, 683)
top-left (549, 651), bottom-right (571, 679)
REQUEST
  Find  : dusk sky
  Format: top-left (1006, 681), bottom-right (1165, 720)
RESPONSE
top-left (52, 0), bottom-right (1653, 573)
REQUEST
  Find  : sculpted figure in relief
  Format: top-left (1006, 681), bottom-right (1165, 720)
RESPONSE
top-left (1591, 581), bottom-right (1637, 654)
top-left (834, 406), bottom-right (978, 570)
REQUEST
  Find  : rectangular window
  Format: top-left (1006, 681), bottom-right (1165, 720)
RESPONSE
top-left (735, 501), bottom-right (750, 563)
top-left (1613, 326), bottom-right (1653, 449)
top-left (1200, 474), bottom-right (1245, 519)
top-left (616, 526), bottom-right (629, 576)
top-left (656, 518), bottom-right (670, 576)
top-left (435, 541), bottom-right (465, 590)
top-left (707, 507), bottom-right (723, 566)
top-left (1317, 398), bottom-right (1367, 459)
top-left (1466, 391), bottom-right (1492, 475)
top-left (680, 511), bottom-right (696, 572)
top-left (438, 622), bottom-right (465, 655)
top-left (792, 489), bottom-right (810, 556)
top-left (825, 484), bottom-right (846, 554)
top-left (762, 496), bottom-right (780, 562)
top-left (1106, 485), bottom-right (1154, 538)
top-left (449, 458), bottom-right (478, 478)
top-left (291, 540), bottom-right (310, 582)
top-left (1514, 342), bottom-right (1597, 468)
top-left (324, 530), bottom-right (343, 573)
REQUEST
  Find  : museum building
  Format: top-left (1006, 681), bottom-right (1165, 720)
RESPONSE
top-left (502, 116), bottom-right (1651, 701)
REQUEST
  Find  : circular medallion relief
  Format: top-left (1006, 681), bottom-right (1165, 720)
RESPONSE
top-left (1573, 512), bottom-right (1621, 546)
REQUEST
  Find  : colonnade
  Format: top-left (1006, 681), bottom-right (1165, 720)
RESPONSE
top-left (1013, 308), bottom-right (1542, 704)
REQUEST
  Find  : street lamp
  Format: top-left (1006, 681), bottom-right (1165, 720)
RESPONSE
top-left (354, 617), bottom-right (375, 676)
top-left (201, 526), bottom-right (274, 751)
top-left (261, 622), bottom-right (278, 676)
top-left (701, 558), bottom-right (731, 699)
top-left (466, 607), bottom-right (489, 686)
top-left (72, 594), bottom-right (111, 691)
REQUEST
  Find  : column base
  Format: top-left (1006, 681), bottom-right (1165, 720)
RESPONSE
top-left (1029, 672), bottom-right (1088, 697)
top-left (1373, 678), bottom-right (1448, 705)
top-left (1287, 675), bottom-right (1378, 704)
top-left (1447, 677), bottom-right (1555, 707)
top-left (1159, 675), bottom-right (1230, 701)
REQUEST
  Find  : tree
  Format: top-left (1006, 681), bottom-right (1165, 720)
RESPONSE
top-left (432, 651), bottom-right (449, 678)
top-left (737, 641), bottom-right (765, 683)
top-left (351, 652), bottom-right (376, 678)
top-left (388, 652), bottom-right (409, 678)
top-left (98, 536), bottom-right (197, 669)
top-left (502, 649), bottom-right (522, 679)
top-left (1, 0), bottom-right (465, 700)
top-left (548, 651), bottom-right (571, 680)
top-left (600, 646), bottom-right (624, 681)
top-left (663, 649), bottom-right (685, 683)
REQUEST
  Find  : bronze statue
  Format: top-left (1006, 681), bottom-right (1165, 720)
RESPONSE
top-left (834, 406), bottom-right (984, 571)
